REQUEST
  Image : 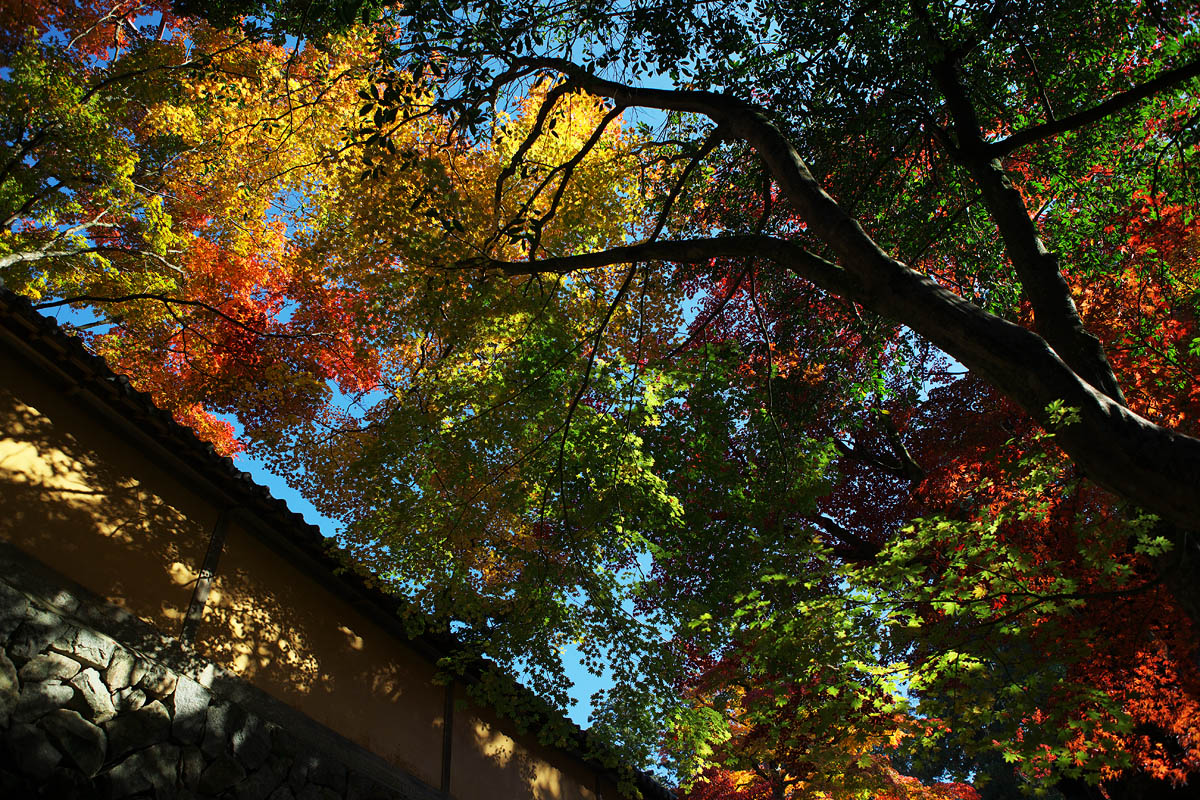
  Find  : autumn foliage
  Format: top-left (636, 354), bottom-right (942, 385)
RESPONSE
top-left (6, 2), bottom-right (1200, 799)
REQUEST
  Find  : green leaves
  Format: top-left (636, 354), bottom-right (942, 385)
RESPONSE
top-left (16, 0), bottom-right (1200, 795)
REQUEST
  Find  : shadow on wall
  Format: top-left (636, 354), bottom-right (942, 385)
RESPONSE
top-left (200, 586), bottom-right (418, 705)
top-left (455, 702), bottom-right (595, 800)
top-left (0, 394), bottom-right (211, 637)
top-left (0, 382), bottom-right (446, 784)
top-left (0, 376), bottom-right (590, 797)
top-left (194, 557), bottom-right (324, 695)
top-left (193, 526), bottom-right (447, 785)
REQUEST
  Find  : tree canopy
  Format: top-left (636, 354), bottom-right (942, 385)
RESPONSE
top-left (4, 1), bottom-right (1200, 798)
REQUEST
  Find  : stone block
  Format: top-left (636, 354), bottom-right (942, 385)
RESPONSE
top-left (45, 588), bottom-right (81, 616)
top-left (270, 723), bottom-right (301, 757)
top-left (39, 707), bottom-right (107, 777)
top-left (0, 650), bottom-right (18, 724)
top-left (196, 662), bottom-right (217, 688)
top-left (19, 651), bottom-right (81, 682)
top-left (307, 757), bottom-right (346, 793)
top-left (70, 667), bottom-right (117, 723)
top-left (199, 754), bottom-right (247, 795)
top-left (51, 625), bottom-right (115, 670)
top-left (113, 686), bottom-right (147, 713)
top-left (0, 770), bottom-right (35, 798)
top-left (104, 647), bottom-right (137, 692)
top-left (237, 753), bottom-right (291, 800)
top-left (13, 679), bottom-right (76, 722)
top-left (5, 720), bottom-right (63, 780)
top-left (104, 741), bottom-right (179, 798)
top-left (202, 700), bottom-right (246, 759)
top-left (104, 754), bottom-right (152, 800)
top-left (7, 607), bottom-right (68, 662)
top-left (129, 659), bottom-right (148, 687)
top-left (42, 764), bottom-right (92, 799)
top-left (287, 752), bottom-right (316, 793)
top-left (0, 578), bottom-right (25, 605)
top-left (267, 786), bottom-right (296, 800)
top-left (105, 698), bottom-right (171, 760)
top-left (144, 740), bottom-right (182, 787)
top-left (137, 661), bottom-right (177, 697)
top-left (297, 783), bottom-right (342, 800)
top-left (48, 624), bottom-right (79, 653)
top-left (171, 675), bottom-right (211, 745)
top-left (0, 585), bottom-right (29, 644)
top-left (180, 744), bottom-right (206, 789)
top-left (231, 712), bottom-right (272, 771)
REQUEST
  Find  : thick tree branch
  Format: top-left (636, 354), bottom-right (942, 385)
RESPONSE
top-left (0, 243), bottom-right (184, 274)
top-left (478, 57), bottom-right (1200, 539)
top-left (918, 22), bottom-right (1127, 405)
top-left (989, 55), bottom-right (1200, 157)
top-left (458, 235), bottom-right (862, 300)
top-left (834, 437), bottom-right (907, 478)
top-left (804, 514), bottom-right (881, 561)
top-left (834, 416), bottom-right (924, 484)
top-left (0, 247), bottom-right (100, 269)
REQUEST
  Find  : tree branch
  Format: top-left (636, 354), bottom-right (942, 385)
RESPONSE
top-left (989, 56), bottom-right (1200, 157)
top-left (876, 409), bottom-right (925, 483)
top-left (804, 514), bottom-right (881, 561)
top-left (916, 13), bottom-right (1127, 404)
top-left (480, 55), bottom-right (1200, 542)
top-left (492, 81), bottom-right (573, 214)
top-left (457, 235), bottom-right (862, 300)
top-left (648, 125), bottom-right (725, 243)
top-left (0, 243), bottom-right (183, 274)
top-left (34, 293), bottom-right (307, 340)
top-left (521, 103), bottom-right (626, 255)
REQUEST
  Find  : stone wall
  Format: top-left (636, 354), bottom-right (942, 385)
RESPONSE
top-left (0, 544), bottom-right (441, 800)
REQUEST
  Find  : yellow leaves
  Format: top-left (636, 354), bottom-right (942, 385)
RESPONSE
top-left (137, 32), bottom-right (386, 260)
top-left (486, 83), bottom-right (645, 258)
top-left (141, 101), bottom-right (203, 147)
top-left (139, 195), bottom-right (181, 256)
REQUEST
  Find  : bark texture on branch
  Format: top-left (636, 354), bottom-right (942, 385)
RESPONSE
top-left (478, 57), bottom-right (1200, 541)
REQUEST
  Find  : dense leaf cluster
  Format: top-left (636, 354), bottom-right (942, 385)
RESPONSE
top-left (7, 1), bottom-right (1200, 798)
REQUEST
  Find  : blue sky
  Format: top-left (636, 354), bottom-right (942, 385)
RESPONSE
top-left (214, 413), bottom-right (615, 730)
top-left (32, 300), bottom-right (612, 729)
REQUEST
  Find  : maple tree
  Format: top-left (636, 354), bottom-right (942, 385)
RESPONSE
top-left (326, 3), bottom-right (1200, 797)
top-left (8, 1), bottom-right (1200, 799)
top-left (1, 0), bottom-right (385, 454)
top-left (3, 0), bottom-right (671, 770)
top-left (1, 1), bottom-right (648, 456)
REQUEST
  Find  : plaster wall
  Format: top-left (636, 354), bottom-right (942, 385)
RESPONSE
top-left (0, 347), bottom-right (211, 636)
top-left (0, 336), bottom-right (628, 800)
top-left (195, 523), bottom-right (444, 787)
top-left (450, 699), bottom-right (607, 800)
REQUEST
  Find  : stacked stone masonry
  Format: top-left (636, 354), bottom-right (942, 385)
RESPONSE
top-left (0, 573), bottom-right (411, 800)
